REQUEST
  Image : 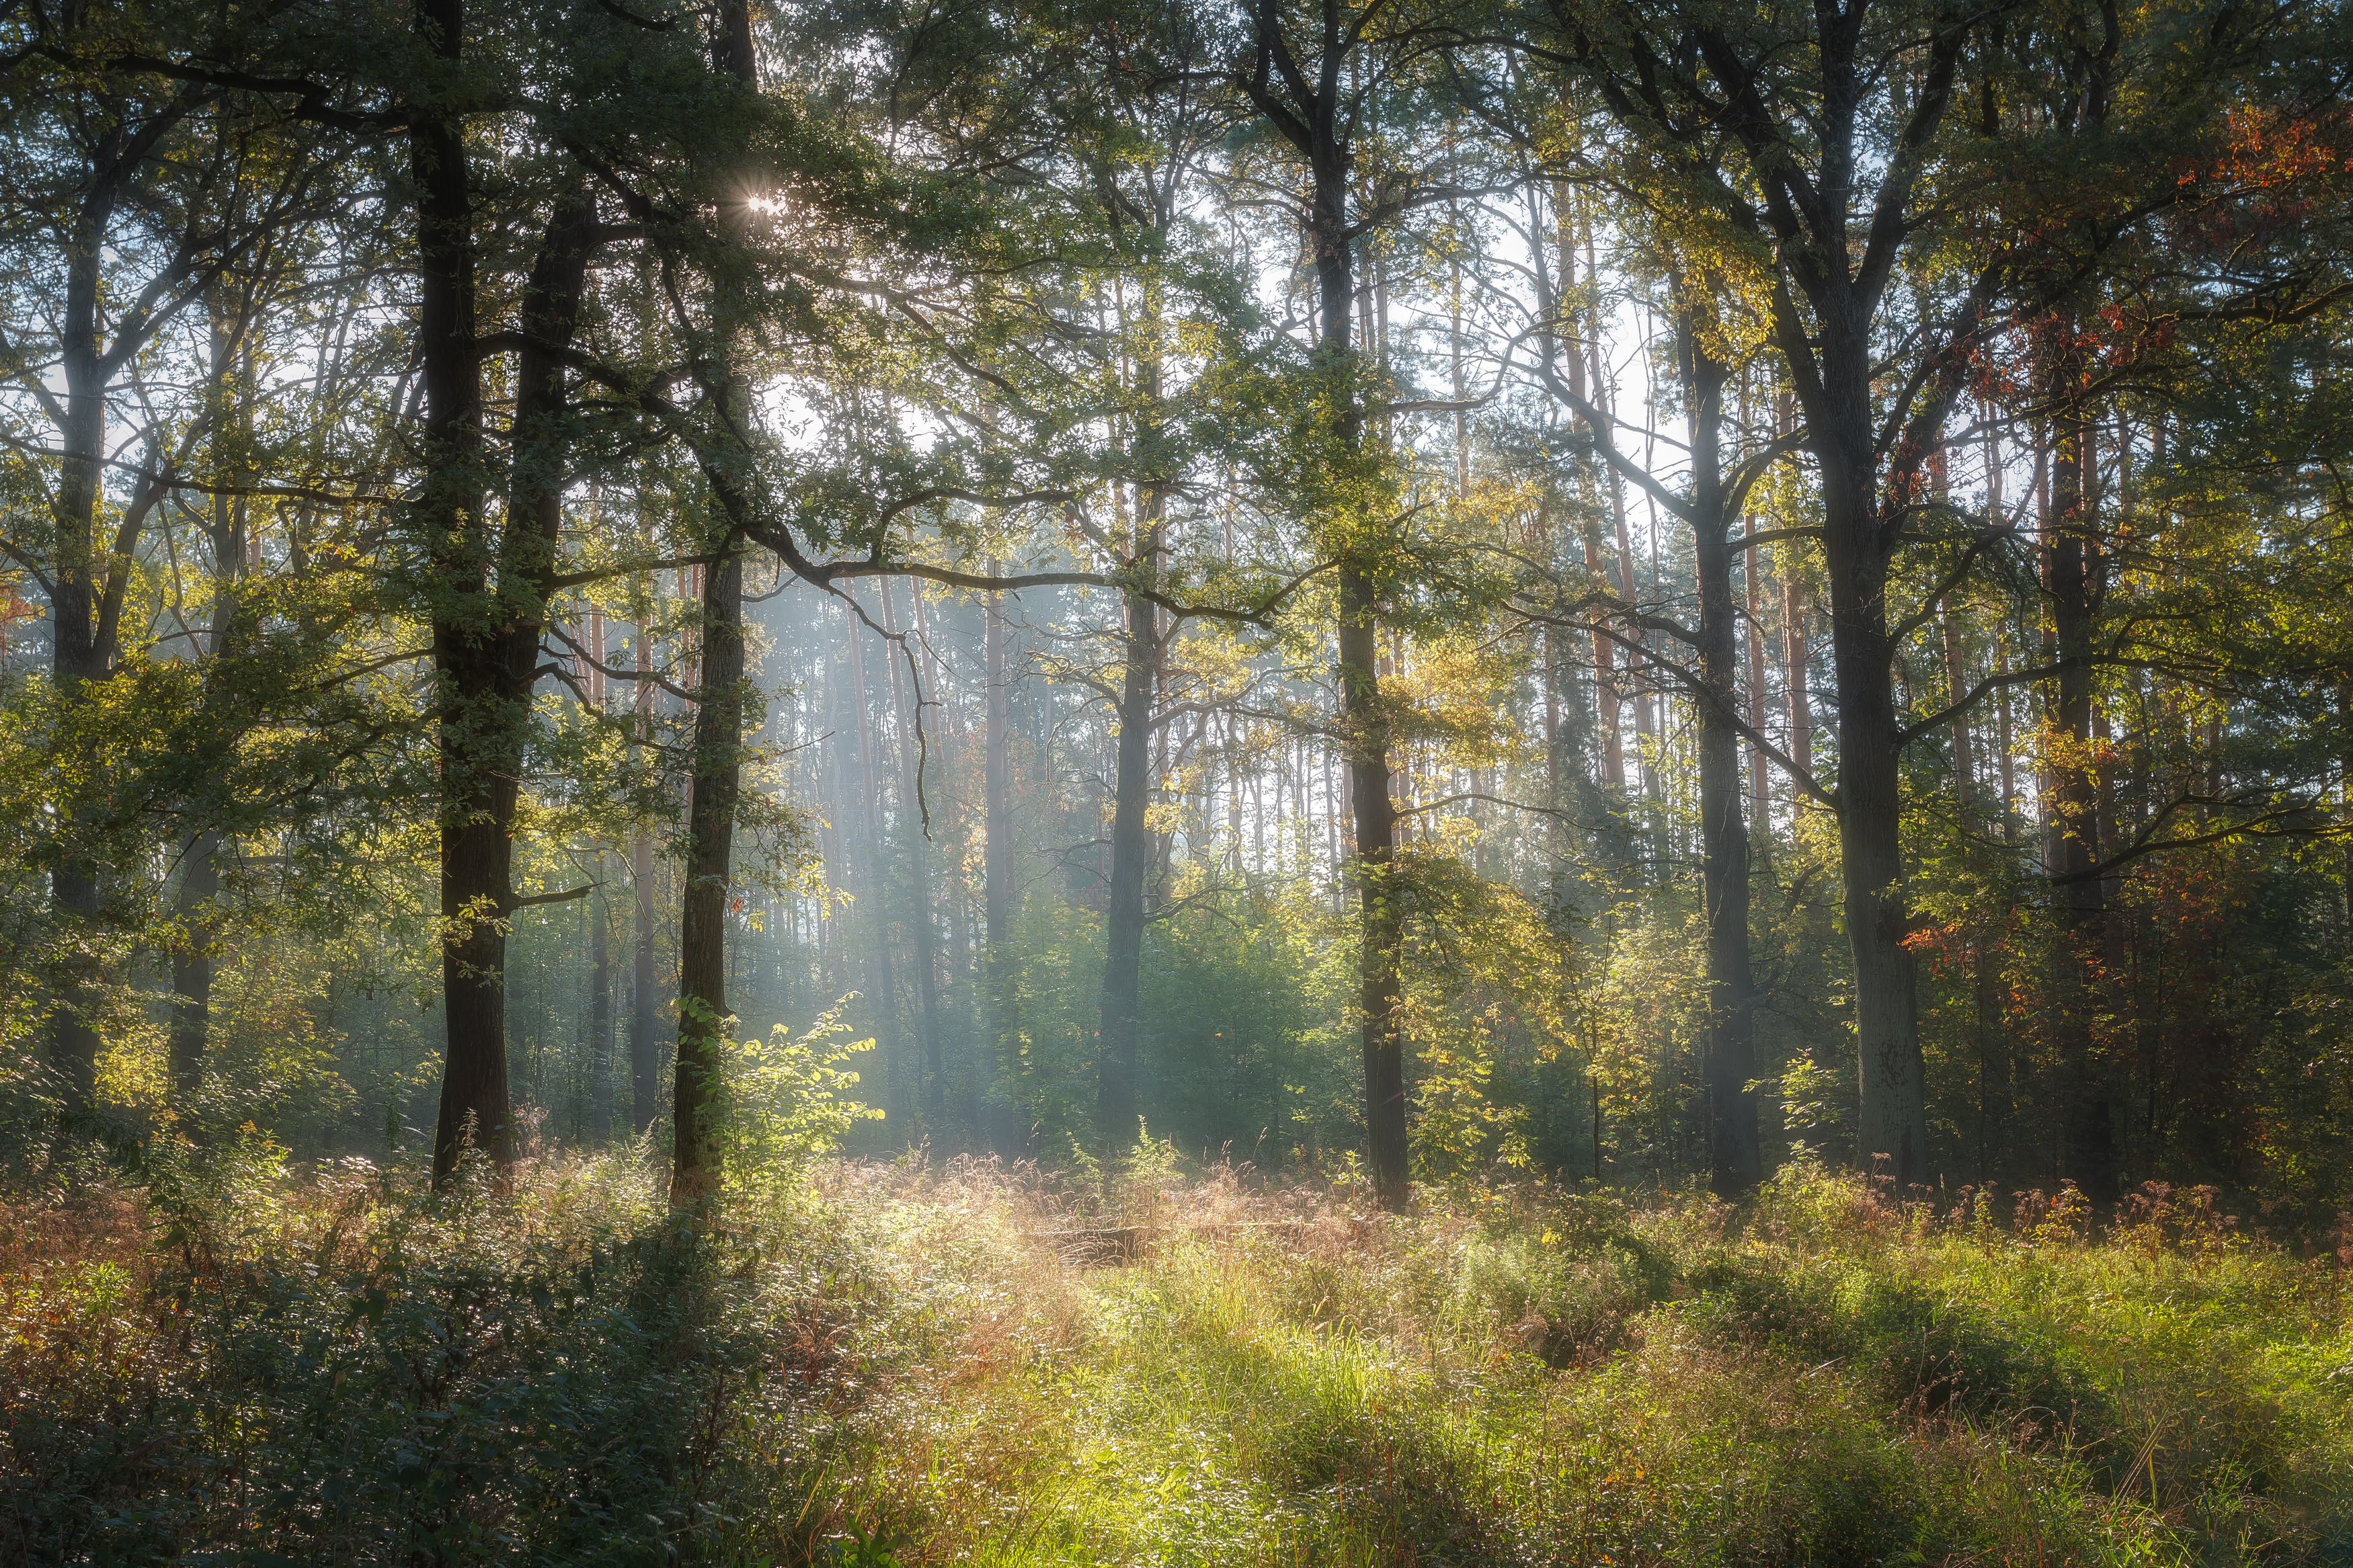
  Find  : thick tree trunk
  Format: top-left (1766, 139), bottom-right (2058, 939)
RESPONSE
top-left (1822, 485), bottom-right (1924, 1188)
top-left (670, 545), bottom-right (744, 1206)
top-left (671, 0), bottom-right (763, 1205)
top-left (1311, 140), bottom-right (1407, 1210)
top-left (430, 155), bottom-right (592, 1184)
top-left (1810, 349), bottom-right (1927, 1189)
top-left (1230, 1), bottom-right (1408, 1206)
top-left (412, 0), bottom-right (510, 1184)
top-left (1767, 266), bottom-right (1931, 1192)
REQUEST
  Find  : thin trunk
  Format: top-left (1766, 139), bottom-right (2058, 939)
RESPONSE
top-left (1782, 579), bottom-right (1812, 789)
top-left (169, 302), bottom-right (255, 1114)
top-left (848, 601), bottom-right (904, 1132)
top-left (1995, 628), bottom-right (2018, 842)
top-left (984, 565), bottom-right (1012, 1138)
top-left (631, 628), bottom-right (660, 1134)
top-left (1681, 322), bottom-right (1759, 1196)
top-left (168, 832), bottom-right (221, 1106)
top-left (1745, 520), bottom-right (1772, 837)
top-left (2044, 387), bottom-right (2116, 1200)
top-left (1600, 345), bottom-right (1659, 875)
top-left (1321, 155), bottom-right (1406, 1212)
top-left (1584, 513), bottom-right (1630, 858)
top-left (590, 852), bottom-right (613, 1145)
top-left (1097, 525), bottom-right (1160, 1153)
top-left (1944, 610), bottom-right (1977, 807)
top-left (883, 581), bottom-right (947, 1138)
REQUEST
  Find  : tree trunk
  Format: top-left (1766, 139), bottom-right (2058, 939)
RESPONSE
top-left (1782, 578), bottom-right (1812, 788)
top-left (46, 138), bottom-right (123, 1120)
top-left (667, 0), bottom-right (764, 1207)
top-left (413, 0), bottom-right (510, 1184)
top-left (1822, 482), bottom-right (1924, 1189)
top-left (983, 568), bottom-right (1012, 1143)
top-left (2044, 393), bottom-right (2116, 1200)
top-left (1096, 539), bottom-right (1160, 1153)
top-left (670, 545), bottom-right (744, 1206)
top-left (168, 304), bottom-right (256, 1119)
top-left (1805, 339), bottom-right (1927, 1188)
top-left (1745, 522), bottom-right (1773, 839)
top-left (882, 581), bottom-right (947, 1138)
top-left (1341, 565), bottom-right (1406, 1207)
top-left (844, 600), bottom-right (905, 1132)
top-left (168, 831), bottom-right (221, 1109)
top-left (1583, 513), bottom-right (1632, 869)
top-left (1304, 109), bottom-right (1406, 1210)
top-left (1681, 327), bottom-right (1760, 1196)
top-left (1944, 610), bottom-right (1977, 807)
top-left (590, 851), bottom-right (613, 1145)
top-left (631, 625), bottom-right (661, 1134)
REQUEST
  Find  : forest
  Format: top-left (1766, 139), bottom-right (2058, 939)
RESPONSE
top-left (5, 0), bottom-right (2353, 1561)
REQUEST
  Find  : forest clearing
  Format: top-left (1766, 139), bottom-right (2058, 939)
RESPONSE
top-left (6, 1153), bottom-right (2352, 1564)
top-left (7, 0), bottom-right (2353, 1559)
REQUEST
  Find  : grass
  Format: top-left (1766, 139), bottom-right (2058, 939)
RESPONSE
top-left (3, 1142), bottom-right (2349, 1566)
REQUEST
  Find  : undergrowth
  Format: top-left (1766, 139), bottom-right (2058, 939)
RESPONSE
top-left (3, 1143), bottom-right (2348, 1566)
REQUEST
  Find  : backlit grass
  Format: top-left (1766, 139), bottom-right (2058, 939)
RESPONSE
top-left (3, 1145), bottom-right (2348, 1565)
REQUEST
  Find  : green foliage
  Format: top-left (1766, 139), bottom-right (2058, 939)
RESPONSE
top-left (720, 1003), bottom-right (883, 1195)
top-left (6, 1157), bottom-right (2352, 1565)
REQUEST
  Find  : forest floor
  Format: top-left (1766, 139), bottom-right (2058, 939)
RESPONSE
top-left (5, 1141), bottom-right (2352, 1567)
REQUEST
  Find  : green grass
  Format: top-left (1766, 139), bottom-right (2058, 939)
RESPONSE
top-left (3, 1148), bottom-right (2348, 1565)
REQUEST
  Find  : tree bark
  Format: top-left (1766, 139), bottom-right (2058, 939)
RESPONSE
top-left (2043, 390), bottom-right (2116, 1200)
top-left (631, 630), bottom-right (660, 1135)
top-left (590, 848), bottom-right (613, 1145)
top-left (983, 565), bottom-right (1012, 1142)
top-left (670, 545), bottom-right (744, 1206)
top-left (668, 0), bottom-right (762, 1205)
top-left (46, 124), bottom-right (125, 1119)
top-left (845, 600), bottom-right (905, 1131)
top-left (1681, 325), bottom-right (1761, 1196)
top-left (1782, 579), bottom-right (1812, 788)
top-left (1096, 526), bottom-right (1161, 1153)
top-left (1234, 3), bottom-right (1408, 1206)
top-left (1817, 445), bottom-right (1925, 1190)
top-left (882, 581), bottom-right (947, 1138)
top-left (1745, 521), bottom-right (1773, 837)
top-left (413, 0), bottom-right (508, 1183)
top-left (168, 831), bottom-right (221, 1108)
top-left (168, 300), bottom-right (256, 1117)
